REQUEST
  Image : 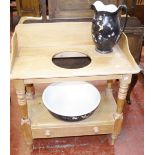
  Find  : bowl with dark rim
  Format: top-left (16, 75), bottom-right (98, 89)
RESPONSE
top-left (42, 81), bottom-right (101, 121)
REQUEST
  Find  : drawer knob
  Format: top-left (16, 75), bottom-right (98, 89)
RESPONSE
top-left (45, 130), bottom-right (51, 137)
top-left (93, 127), bottom-right (99, 133)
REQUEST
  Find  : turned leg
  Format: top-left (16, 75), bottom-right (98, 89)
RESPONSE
top-left (106, 80), bottom-right (113, 95)
top-left (126, 74), bottom-right (138, 104)
top-left (107, 80), bottom-right (113, 89)
top-left (112, 74), bottom-right (132, 145)
top-left (14, 80), bottom-right (33, 146)
top-left (26, 84), bottom-right (35, 100)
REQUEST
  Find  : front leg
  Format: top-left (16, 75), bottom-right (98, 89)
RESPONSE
top-left (14, 80), bottom-right (33, 146)
top-left (112, 74), bottom-right (132, 145)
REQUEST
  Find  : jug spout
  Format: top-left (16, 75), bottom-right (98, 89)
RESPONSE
top-left (91, 1), bottom-right (105, 12)
top-left (91, 0), bottom-right (118, 13)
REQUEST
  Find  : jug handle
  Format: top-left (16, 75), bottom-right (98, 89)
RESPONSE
top-left (115, 5), bottom-right (128, 43)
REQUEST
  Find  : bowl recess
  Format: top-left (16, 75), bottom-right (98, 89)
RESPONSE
top-left (52, 51), bottom-right (91, 69)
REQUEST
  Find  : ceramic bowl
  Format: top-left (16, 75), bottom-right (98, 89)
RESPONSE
top-left (42, 81), bottom-right (101, 121)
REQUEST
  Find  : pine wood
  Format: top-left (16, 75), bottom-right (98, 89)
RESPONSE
top-left (11, 20), bottom-right (140, 145)
top-left (14, 80), bottom-right (28, 119)
top-left (10, 22), bottom-right (140, 80)
top-left (112, 74), bottom-right (131, 144)
top-left (14, 80), bottom-right (33, 144)
top-left (28, 89), bottom-right (116, 138)
top-left (23, 75), bottom-right (122, 84)
top-left (21, 118), bottom-right (33, 145)
top-left (10, 33), bottom-right (18, 72)
top-left (112, 114), bottom-right (123, 145)
top-left (26, 84), bottom-right (35, 100)
top-left (107, 80), bottom-right (113, 89)
top-left (116, 99), bottom-right (125, 113)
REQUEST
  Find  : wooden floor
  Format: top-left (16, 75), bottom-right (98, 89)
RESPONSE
top-left (10, 12), bottom-right (144, 155)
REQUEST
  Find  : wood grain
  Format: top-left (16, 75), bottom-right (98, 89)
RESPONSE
top-left (11, 19), bottom-right (140, 145)
top-left (112, 74), bottom-right (131, 144)
top-left (10, 22), bottom-right (140, 80)
top-left (26, 84), bottom-right (35, 100)
top-left (23, 75), bottom-right (122, 84)
top-left (21, 118), bottom-right (33, 145)
top-left (16, 0), bottom-right (40, 17)
top-left (10, 33), bottom-right (18, 72)
top-left (28, 89), bottom-right (117, 138)
top-left (14, 80), bottom-right (33, 145)
top-left (14, 80), bottom-right (28, 119)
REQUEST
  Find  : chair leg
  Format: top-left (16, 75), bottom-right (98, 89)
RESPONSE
top-left (10, 10), bottom-right (14, 30)
top-left (126, 74), bottom-right (138, 104)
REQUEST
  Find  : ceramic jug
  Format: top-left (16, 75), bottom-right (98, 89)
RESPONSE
top-left (91, 1), bottom-right (128, 53)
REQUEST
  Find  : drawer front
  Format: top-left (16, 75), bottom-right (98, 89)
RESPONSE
top-left (32, 125), bottom-right (113, 139)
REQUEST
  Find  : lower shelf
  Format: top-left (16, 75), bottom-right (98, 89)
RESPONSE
top-left (28, 88), bottom-right (117, 139)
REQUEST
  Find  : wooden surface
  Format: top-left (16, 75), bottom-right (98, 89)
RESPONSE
top-left (14, 80), bottom-right (28, 119)
top-left (10, 33), bottom-right (18, 71)
top-left (10, 22), bottom-right (140, 80)
top-left (48, 0), bottom-right (117, 19)
top-left (28, 88), bottom-right (116, 138)
top-left (121, 17), bottom-right (144, 63)
top-left (15, 0), bottom-right (143, 20)
top-left (13, 80), bottom-right (33, 144)
top-left (112, 74), bottom-right (131, 144)
top-left (23, 75), bottom-right (122, 85)
top-left (17, 17), bottom-right (143, 103)
top-left (20, 16), bottom-right (144, 65)
top-left (26, 84), bottom-right (34, 99)
top-left (47, 0), bottom-right (138, 19)
top-left (10, 74), bottom-right (144, 154)
top-left (16, 0), bottom-right (40, 17)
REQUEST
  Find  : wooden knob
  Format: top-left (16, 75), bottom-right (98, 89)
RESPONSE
top-left (45, 130), bottom-right (51, 137)
top-left (93, 127), bottom-right (99, 133)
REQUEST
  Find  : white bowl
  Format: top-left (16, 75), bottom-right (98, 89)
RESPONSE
top-left (42, 81), bottom-right (101, 121)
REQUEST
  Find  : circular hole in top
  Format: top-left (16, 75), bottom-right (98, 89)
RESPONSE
top-left (52, 52), bottom-right (91, 69)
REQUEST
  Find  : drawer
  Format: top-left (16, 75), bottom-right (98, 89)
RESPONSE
top-left (32, 124), bottom-right (114, 139)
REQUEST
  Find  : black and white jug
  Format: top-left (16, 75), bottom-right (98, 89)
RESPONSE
top-left (91, 1), bottom-right (128, 53)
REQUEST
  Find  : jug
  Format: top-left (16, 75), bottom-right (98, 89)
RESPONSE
top-left (91, 1), bottom-right (128, 53)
